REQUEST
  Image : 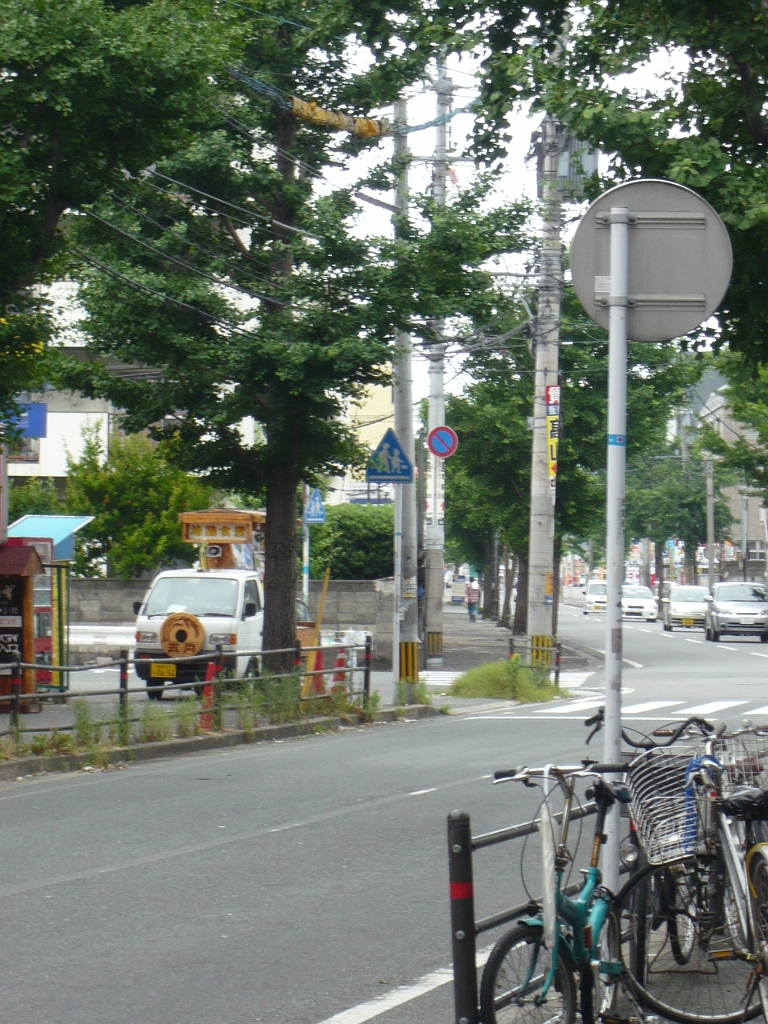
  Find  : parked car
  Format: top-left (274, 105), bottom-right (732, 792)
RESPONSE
top-left (134, 568), bottom-right (264, 697)
top-left (621, 584), bottom-right (657, 622)
top-left (661, 584), bottom-right (709, 631)
top-left (583, 580), bottom-right (608, 614)
top-left (705, 582), bottom-right (768, 642)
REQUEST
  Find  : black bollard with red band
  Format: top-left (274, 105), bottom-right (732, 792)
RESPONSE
top-left (447, 810), bottom-right (478, 1024)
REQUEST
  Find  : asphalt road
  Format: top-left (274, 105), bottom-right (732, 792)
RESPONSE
top-left (1, 610), bottom-right (765, 1024)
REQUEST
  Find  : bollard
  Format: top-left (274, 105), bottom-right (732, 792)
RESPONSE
top-left (363, 634), bottom-right (372, 700)
top-left (447, 810), bottom-right (478, 1024)
top-left (508, 635), bottom-right (515, 659)
top-left (10, 658), bottom-right (21, 735)
top-left (555, 641), bottom-right (562, 688)
top-left (119, 649), bottom-right (129, 745)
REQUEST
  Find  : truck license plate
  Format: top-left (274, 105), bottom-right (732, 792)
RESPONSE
top-left (682, 618), bottom-right (694, 627)
top-left (150, 663), bottom-right (176, 678)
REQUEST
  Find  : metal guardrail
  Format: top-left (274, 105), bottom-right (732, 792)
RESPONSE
top-left (447, 802), bottom-right (598, 1024)
top-left (0, 636), bottom-right (373, 736)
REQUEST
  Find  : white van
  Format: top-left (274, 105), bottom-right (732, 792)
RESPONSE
top-left (583, 580), bottom-right (608, 615)
top-left (133, 569), bottom-right (263, 697)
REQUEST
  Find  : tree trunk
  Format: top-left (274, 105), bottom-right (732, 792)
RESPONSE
top-left (262, 453), bottom-right (299, 672)
top-left (513, 552), bottom-right (528, 635)
top-left (654, 540), bottom-right (664, 588)
top-left (500, 548), bottom-right (514, 627)
top-left (482, 540), bottom-right (494, 618)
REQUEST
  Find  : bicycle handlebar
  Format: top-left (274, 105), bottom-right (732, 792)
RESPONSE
top-left (584, 706), bottom-right (714, 749)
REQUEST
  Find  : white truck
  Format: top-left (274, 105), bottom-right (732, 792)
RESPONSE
top-left (133, 568), bottom-right (264, 698)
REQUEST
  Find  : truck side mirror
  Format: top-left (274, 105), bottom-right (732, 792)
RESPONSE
top-left (245, 601), bottom-right (258, 618)
top-left (133, 601), bottom-right (142, 615)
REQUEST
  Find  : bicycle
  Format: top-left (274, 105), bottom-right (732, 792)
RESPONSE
top-left (479, 761), bottom-right (629, 1024)
top-left (613, 723), bottom-right (768, 1024)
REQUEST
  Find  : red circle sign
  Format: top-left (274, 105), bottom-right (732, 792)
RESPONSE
top-left (427, 425), bottom-right (459, 459)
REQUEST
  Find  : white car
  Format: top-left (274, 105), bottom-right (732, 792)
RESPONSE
top-left (133, 569), bottom-right (264, 697)
top-left (583, 581), bottom-right (608, 614)
top-left (621, 584), bottom-right (657, 621)
top-left (661, 584), bottom-right (709, 631)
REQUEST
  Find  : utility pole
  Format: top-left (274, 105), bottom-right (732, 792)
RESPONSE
top-left (706, 458), bottom-right (715, 592)
top-left (527, 116), bottom-right (563, 658)
top-left (393, 96), bottom-right (419, 694)
top-left (742, 486), bottom-right (749, 581)
top-left (423, 59), bottom-right (452, 666)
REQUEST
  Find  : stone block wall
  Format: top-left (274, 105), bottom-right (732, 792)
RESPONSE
top-left (70, 578), bottom-right (152, 623)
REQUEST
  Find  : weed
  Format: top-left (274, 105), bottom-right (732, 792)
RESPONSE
top-left (139, 701), bottom-right (172, 743)
top-left (174, 696), bottom-right (200, 738)
top-left (411, 680), bottom-right (432, 706)
top-left (355, 690), bottom-right (381, 723)
top-left (439, 704), bottom-right (451, 715)
top-left (49, 729), bottom-right (74, 753)
top-left (30, 734), bottom-right (50, 755)
top-left (449, 656), bottom-right (560, 703)
top-left (73, 699), bottom-right (95, 747)
top-left (257, 673), bottom-right (302, 724)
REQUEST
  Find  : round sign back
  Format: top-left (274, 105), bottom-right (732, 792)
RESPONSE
top-left (160, 612), bottom-right (205, 658)
top-left (570, 179), bottom-right (732, 342)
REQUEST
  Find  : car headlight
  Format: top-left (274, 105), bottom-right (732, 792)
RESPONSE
top-left (136, 631), bottom-right (157, 642)
top-left (209, 633), bottom-right (237, 645)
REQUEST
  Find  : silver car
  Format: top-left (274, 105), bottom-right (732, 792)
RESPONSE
top-left (662, 584), bottom-right (709, 631)
top-left (705, 582), bottom-right (768, 642)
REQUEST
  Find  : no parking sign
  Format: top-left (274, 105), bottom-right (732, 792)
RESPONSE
top-left (427, 426), bottom-right (458, 459)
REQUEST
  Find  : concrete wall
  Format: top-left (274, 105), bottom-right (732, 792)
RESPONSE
top-left (70, 578), bottom-right (151, 624)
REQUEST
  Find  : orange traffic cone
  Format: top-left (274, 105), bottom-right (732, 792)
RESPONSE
top-left (313, 649), bottom-right (325, 694)
top-left (332, 649), bottom-right (347, 691)
top-left (200, 660), bottom-right (216, 731)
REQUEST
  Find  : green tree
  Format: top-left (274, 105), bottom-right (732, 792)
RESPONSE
top-left (65, 430), bottom-right (212, 580)
top-left (0, 0), bottom-right (229, 422)
top-left (307, 504), bottom-right (394, 580)
top-left (60, 5), bottom-right (529, 667)
top-left (446, 0), bottom-right (768, 361)
top-left (8, 477), bottom-right (64, 524)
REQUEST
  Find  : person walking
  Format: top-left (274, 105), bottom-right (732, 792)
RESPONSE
top-left (465, 577), bottom-right (480, 622)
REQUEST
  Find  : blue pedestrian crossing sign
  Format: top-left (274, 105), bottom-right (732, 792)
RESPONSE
top-left (366, 428), bottom-right (413, 484)
top-left (304, 487), bottom-right (326, 524)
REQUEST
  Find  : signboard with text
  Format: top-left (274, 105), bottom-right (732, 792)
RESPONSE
top-left (545, 385), bottom-right (560, 490)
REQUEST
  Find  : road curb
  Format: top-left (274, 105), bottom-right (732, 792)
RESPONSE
top-left (0, 704), bottom-right (441, 782)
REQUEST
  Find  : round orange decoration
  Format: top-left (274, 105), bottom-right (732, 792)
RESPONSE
top-left (160, 613), bottom-right (205, 657)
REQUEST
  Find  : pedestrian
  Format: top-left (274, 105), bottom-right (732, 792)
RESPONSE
top-left (465, 576), bottom-right (480, 622)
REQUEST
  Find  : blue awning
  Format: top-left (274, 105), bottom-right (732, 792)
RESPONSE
top-left (8, 515), bottom-right (94, 561)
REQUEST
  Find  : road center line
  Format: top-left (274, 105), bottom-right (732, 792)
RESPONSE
top-left (409, 788), bottom-right (437, 796)
top-left (753, 653), bottom-right (768, 659)
top-left (684, 638), bottom-right (705, 644)
top-left (315, 948), bottom-right (492, 1024)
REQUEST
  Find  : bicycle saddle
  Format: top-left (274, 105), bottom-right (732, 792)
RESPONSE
top-left (720, 785), bottom-right (768, 820)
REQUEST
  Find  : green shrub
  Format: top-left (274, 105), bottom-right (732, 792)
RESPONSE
top-left (174, 696), bottom-right (200, 738)
top-left (139, 701), bottom-right (172, 743)
top-left (449, 656), bottom-right (560, 703)
top-left (73, 699), bottom-right (95, 747)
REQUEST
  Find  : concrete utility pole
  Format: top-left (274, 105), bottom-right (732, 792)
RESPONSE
top-left (393, 97), bottom-right (420, 692)
top-left (423, 60), bottom-right (452, 666)
top-left (527, 117), bottom-right (563, 654)
top-left (706, 458), bottom-right (715, 592)
top-left (742, 487), bottom-right (749, 581)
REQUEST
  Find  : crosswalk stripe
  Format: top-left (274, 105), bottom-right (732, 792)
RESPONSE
top-left (673, 700), bottom-right (749, 715)
top-left (533, 698), bottom-right (605, 715)
top-left (748, 705), bottom-right (768, 714)
top-left (621, 700), bottom-right (685, 714)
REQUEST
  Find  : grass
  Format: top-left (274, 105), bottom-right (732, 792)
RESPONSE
top-left (449, 655), bottom-right (561, 703)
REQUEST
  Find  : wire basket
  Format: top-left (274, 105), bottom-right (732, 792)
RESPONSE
top-left (628, 746), bottom-right (700, 865)
top-left (715, 731), bottom-right (768, 795)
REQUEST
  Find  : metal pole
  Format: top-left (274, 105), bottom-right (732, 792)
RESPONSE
top-left (363, 634), bottom-right (372, 701)
top-left (603, 205), bottom-right (630, 895)
top-left (393, 96), bottom-right (419, 691)
top-left (527, 116), bottom-right (562, 651)
top-left (424, 58), bottom-right (452, 667)
top-left (447, 810), bottom-right (478, 1024)
top-left (742, 487), bottom-right (749, 581)
top-left (11, 657), bottom-right (21, 735)
top-left (706, 458), bottom-right (715, 592)
top-left (118, 648), bottom-right (129, 745)
top-left (393, 484), bottom-right (402, 701)
top-left (302, 484), bottom-right (310, 604)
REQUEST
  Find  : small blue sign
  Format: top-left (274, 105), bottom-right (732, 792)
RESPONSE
top-left (14, 403), bottom-right (47, 438)
top-left (304, 488), bottom-right (326, 524)
top-left (366, 428), bottom-right (413, 484)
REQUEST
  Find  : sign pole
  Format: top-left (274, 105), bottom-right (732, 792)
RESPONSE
top-left (393, 484), bottom-right (402, 700)
top-left (302, 484), bottom-right (310, 604)
top-left (603, 206), bottom-right (629, 894)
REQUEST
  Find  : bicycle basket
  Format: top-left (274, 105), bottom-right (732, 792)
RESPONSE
top-left (715, 731), bottom-right (768, 795)
top-left (628, 746), bottom-right (699, 865)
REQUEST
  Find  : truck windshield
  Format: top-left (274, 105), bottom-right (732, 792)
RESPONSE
top-left (144, 577), bottom-right (239, 617)
top-left (588, 583), bottom-right (607, 595)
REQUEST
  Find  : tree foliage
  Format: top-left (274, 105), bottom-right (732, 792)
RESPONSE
top-left (307, 503), bottom-right (394, 580)
top-left (65, 430), bottom-right (212, 580)
top-left (8, 477), bottom-right (63, 524)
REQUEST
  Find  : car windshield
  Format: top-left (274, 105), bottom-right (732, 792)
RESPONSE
top-left (588, 583), bottom-right (607, 595)
top-left (622, 586), bottom-right (653, 599)
top-left (144, 577), bottom-right (239, 617)
top-left (715, 585), bottom-right (768, 603)
top-left (672, 587), bottom-right (708, 603)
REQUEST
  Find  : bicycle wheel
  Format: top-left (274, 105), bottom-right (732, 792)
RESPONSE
top-left (747, 844), bottom-right (768, 946)
top-left (616, 860), bottom-right (762, 1023)
top-left (480, 923), bottom-right (576, 1024)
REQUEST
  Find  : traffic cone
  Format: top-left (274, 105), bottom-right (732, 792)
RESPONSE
top-left (332, 649), bottom-right (347, 692)
top-left (313, 649), bottom-right (325, 694)
top-left (200, 660), bottom-right (216, 731)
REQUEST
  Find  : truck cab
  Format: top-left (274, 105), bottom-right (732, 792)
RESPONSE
top-left (133, 568), bottom-right (263, 697)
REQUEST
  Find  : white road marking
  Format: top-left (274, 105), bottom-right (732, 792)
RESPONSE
top-left (753, 653), bottom-right (768, 659)
top-left (316, 949), bottom-right (492, 1024)
top-left (674, 700), bottom-right (749, 715)
top-left (621, 701), bottom-right (685, 714)
top-left (534, 698), bottom-right (606, 715)
top-left (660, 633), bottom-right (675, 639)
top-left (716, 645), bottom-right (739, 651)
top-left (749, 705), bottom-right (768, 714)
top-left (623, 658), bottom-right (644, 668)
top-left (409, 788), bottom-right (437, 796)
top-left (639, 629), bottom-right (654, 634)
top-left (684, 638), bottom-right (705, 644)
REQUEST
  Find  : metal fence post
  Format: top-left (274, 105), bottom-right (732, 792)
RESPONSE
top-left (363, 634), bottom-right (372, 700)
top-left (118, 648), bottom-right (129, 745)
top-left (11, 657), bottom-right (21, 736)
top-left (447, 810), bottom-right (478, 1024)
